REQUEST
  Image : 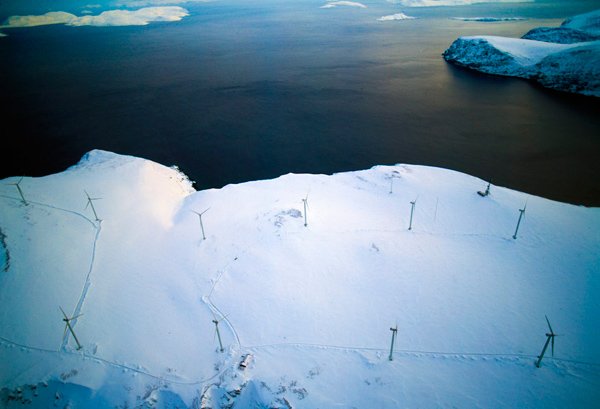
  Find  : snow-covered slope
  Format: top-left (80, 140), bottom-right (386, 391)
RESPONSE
top-left (1, 150), bottom-right (599, 408)
top-left (521, 26), bottom-right (599, 44)
top-left (521, 9), bottom-right (600, 44)
top-left (443, 36), bottom-right (579, 76)
top-left (562, 8), bottom-right (600, 36)
top-left (443, 9), bottom-right (600, 97)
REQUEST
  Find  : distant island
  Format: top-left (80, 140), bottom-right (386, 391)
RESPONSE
top-left (443, 9), bottom-right (600, 97)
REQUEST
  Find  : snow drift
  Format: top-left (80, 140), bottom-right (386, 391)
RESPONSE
top-left (1, 150), bottom-right (599, 408)
top-left (443, 9), bottom-right (600, 97)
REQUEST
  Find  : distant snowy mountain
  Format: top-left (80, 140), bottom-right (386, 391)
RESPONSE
top-left (443, 9), bottom-right (600, 97)
top-left (1, 150), bottom-right (599, 408)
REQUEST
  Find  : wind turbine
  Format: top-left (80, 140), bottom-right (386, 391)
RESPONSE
top-left (84, 190), bottom-right (102, 222)
top-left (477, 182), bottom-right (491, 197)
top-left (211, 313), bottom-right (226, 353)
top-left (8, 177), bottom-right (28, 205)
top-left (512, 201), bottom-right (527, 240)
top-left (60, 306), bottom-right (83, 350)
top-left (535, 315), bottom-right (558, 368)
top-left (408, 198), bottom-right (417, 230)
top-left (302, 194), bottom-right (309, 227)
top-left (191, 208), bottom-right (210, 240)
top-left (389, 175), bottom-right (396, 194)
top-left (389, 325), bottom-right (398, 361)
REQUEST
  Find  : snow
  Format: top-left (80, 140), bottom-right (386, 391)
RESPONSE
top-left (444, 35), bottom-right (580, 71)
top-left (0, 7), bottom-right (189, 30)
top-left (451, 16), bottom-right (528, 22)
top-left (320, 1), bottom-right (367, 9)
top-left (1, 150), bottom-right (599, 408)
top-left (521, 26), bottom-right (599, 44)
top-left (393, 0), bottom-right (533, 7)
top-left (562, 8), bottom-right (600, 36)
top-left (377, 13), bottom-right (416, 22)
top-left (443, 9), bottom-right (600, 97)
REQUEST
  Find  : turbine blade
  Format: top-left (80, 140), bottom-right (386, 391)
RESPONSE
top-left (59, 306), bottom-right (68, 320)
top-left (71, 313), bottom-right (83, 320)
top-left (545, 315), bottom-right (553, 334)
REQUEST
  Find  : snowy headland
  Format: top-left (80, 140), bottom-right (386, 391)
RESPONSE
top-left (443, 9), bottom-right (600, 97)
top-left (1, 150), bottom-right (599, 408)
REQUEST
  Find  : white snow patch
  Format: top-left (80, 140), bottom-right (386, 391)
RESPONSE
top-left (116, 0), bottom-right (211, 6)
top-left (451, 16), bottom-right (527, 22)
top-left (390, 0), bottom-right (533, 7)
top-left (0, 6), bottom-right (189, 29)
top-left (378, 12), bottom-right (416, 21)
top-left (321, 1), bottom-right (368, 9)
top-left (463, 35), bottom-right (579, 66)
top-left (1, 11), bottom-right (78, 28)
top-left (69, 6), bottom-right (189, 26)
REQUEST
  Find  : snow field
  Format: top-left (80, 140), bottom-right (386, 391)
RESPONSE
top-left (238, 345), bottom-right (599, 408)
top-left (1, 150), bottom-right (599, 407)
top-left (458, 36), bottom-right (580, 66)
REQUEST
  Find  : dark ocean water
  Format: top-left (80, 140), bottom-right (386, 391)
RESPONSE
top-left (1, 0), bottom-right (599, 205)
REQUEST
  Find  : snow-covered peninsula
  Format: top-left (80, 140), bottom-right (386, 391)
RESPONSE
top-left (443, 9), bottom-right (600, 96)
top-left (1, 151), bottom-right (599, 408)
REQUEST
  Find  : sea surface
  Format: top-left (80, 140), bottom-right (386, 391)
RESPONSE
top-left (1, 0), bottom-right (599, 205)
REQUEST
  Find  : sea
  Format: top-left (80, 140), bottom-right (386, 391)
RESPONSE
top-left (1, 0), bottom-right (599, 205)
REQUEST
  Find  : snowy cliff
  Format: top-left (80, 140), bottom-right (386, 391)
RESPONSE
top-left (443, 9), bottom-right (600, 97)
top-left (1, 151), bottom-right (599, 408)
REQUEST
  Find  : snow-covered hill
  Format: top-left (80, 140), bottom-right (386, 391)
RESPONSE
top-left (1, 150), bottom-right (599, 408)
top-left (443, 9), bottom-right (600, 97)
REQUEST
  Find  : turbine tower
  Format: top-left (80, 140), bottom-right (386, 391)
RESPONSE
top-left (535, 315), bottom-right (558, 368)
